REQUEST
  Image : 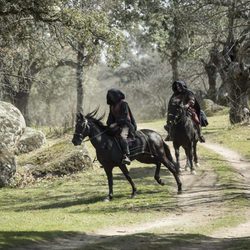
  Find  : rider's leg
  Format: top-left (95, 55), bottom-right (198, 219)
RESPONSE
top-left (191, 112), bottom-right (205, 143)
top-left (120, 126), bottom-right (131, 164)
top-left (194, 122), bottom-right (205, 143)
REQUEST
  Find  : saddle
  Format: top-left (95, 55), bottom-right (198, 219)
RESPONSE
top-left (108, 130), bottom-right (150, 164)
top-left (127, 130), bottom-right (149, 157)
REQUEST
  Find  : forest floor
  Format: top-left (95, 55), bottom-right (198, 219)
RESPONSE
top-left (16, 140), bottom-right (250, 250)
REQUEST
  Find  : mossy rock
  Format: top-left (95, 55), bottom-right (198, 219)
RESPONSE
top-left (0, 149), bottom-right (16, 187)
top-left (201, 99), bottom-right (226, 117)
top-left (17, 138), bottom-right (92, 179)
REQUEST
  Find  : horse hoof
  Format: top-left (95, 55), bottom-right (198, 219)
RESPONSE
top-left (159, 180), bottom-right (166, 186)
top-left (103, 196), bottom-right (112, 202)
top-left (195, 163), bottom-right (200, 167)
top-left (177, 190), bottom-right (182, 194)
top-left (191, 170), bottom-right (196, 175)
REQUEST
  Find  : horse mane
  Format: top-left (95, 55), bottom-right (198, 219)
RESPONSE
top-left (85, 108), bottom-right (107, 129)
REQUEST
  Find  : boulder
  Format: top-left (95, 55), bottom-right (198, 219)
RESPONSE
top-left (0, 101), bottom-right (26, 187)
top-left (0, 101), bottom-right (26, 150)
top-left (17, 139), bottom-right (93, 180)
top-left (0, 149), bottom-right (16, 187)
top-left (16, 127), bottom-right (46, 154)
top-left (30, 148), bottom-right (92, 178)
top-left (201, 99), bottom-right (225, 116)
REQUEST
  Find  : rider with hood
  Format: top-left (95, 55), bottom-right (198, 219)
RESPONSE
top-left (106, 88), bottom-right (137, 165)
top-left (164, 80), bottom-right (205, 143)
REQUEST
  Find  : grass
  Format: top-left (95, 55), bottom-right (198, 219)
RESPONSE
top-left (0, 113), bottom-right (250, 248)
top-left (0, 160), bottom-right (177, 248)
top-left (202, 114), bottom-right (250, 159)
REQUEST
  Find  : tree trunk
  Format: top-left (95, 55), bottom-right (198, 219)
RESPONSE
top-left (14, 89), bottom-right (31, 125)
top-left (202, 53), bottom-right (217, 102)
top-left (2, 76), bottom-right (32, 125)
top-left (46, 99), bottom-right (52, 125)
top-left (228, 62), bottom-right (249, 124)
top-left (76, 44), bottom-right (85, 114)
top-left (170, 50), bottom-right (179, 82)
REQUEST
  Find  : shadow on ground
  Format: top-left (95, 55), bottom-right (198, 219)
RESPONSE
top-left (1, 231), bottom-right (250, 250)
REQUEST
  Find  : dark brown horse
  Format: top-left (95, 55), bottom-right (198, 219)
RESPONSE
top-left (72, 110), bottom-right (182, 201)
top-left (166, 104), bottom-right (199, 174)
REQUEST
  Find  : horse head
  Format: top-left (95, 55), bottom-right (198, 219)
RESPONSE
top-left (72, 112), bottom-right (90, 146)
top-left (169, 103), bottom-right (186, 125)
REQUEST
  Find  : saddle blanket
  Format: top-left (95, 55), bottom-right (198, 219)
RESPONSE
top-left (127, 130), bottom-right (150, 157)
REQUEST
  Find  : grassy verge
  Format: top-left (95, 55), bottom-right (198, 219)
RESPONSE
top-left (202, 114), bottom-right (250, 160)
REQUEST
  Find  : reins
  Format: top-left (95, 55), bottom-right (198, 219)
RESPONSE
top-left (82, 129), bottom-right (109, 143)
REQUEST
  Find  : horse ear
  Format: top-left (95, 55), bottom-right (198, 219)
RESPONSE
top-left (76, 112), bottom-right (84, 120)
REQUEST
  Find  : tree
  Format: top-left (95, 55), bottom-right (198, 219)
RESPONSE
top-left (199, 0), bottom-right (250, 122)
top-left (54, 0), bottom-right (124, 113)
top-left (0, 0), bottom-right (124, 122)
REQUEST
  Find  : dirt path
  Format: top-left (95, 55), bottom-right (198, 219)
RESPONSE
top-left (17, 141), bottom-right (250, 250)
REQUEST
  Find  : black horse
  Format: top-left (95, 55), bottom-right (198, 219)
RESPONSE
top-left (72, 110), bottom-right (182, 201)
top-left (167, 104), bottom-right (199, 174)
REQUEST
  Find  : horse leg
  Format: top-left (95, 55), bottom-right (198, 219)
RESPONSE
top-left (163, 142), bottom-right (180, 175)
top-left (160, 156), bottom-right (182, 194)
top-left (174, 145), bottom-right (181, 172)
top-left (154, 162), bottom-right (165, 186)
top-left (185, 158), bottom-right (190, 171)
top-left (104, 166), bottom-right (114, 201)
top-left (119, 164), bottom-right (137, 198)
top-left (184, 146), bottom-right (196, 175)
top-left (193, 141), bottom-right (199, 167)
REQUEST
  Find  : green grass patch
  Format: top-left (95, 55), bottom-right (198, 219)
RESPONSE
top-left (0, 160), bottom-right (177, 248)
top-left (203, 115), bottom-right (250, 160)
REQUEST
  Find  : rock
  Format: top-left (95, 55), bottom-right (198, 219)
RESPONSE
top-left (0, 149), bottom-right (16, 187)
top-left (0, 101), bottom-right (26, 150)
top-left (17, 139), bottom-right (93, 180)
top-left (201, 99), bottom-right (225, 116)
top-left (0, 101), bottom-right (26, 187)
top-left (30, 148), bottom-right (92, 178)
top-left (16, 127), bottom-right (46, 154)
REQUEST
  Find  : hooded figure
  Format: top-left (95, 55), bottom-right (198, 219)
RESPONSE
top-left (106, 88), bottom-right (137, 164)
top-left (165, 80), bottom-right (205, 143)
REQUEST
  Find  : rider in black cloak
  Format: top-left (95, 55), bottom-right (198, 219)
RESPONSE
top-left (164, 80), bottom-right (206, 143)
top-left (106, 88), bottom-right (137, 165)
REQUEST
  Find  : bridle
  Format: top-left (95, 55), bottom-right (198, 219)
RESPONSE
top-left (74, 118), bottom-right (108, 143)
top-left (74, 118), bottom-right (89, 142)
top-left (170, 105), bottom-right (187, 125)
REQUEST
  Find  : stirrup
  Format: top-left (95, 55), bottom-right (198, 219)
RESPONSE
top-left (199, 135), bottom-right (205, 143)
top-left (122, 155), bottom-right (131, 165)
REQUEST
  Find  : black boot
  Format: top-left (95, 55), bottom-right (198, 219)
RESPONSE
top-left (120, 138), bottom-right (131, 165)
top-left (196, 124), bottom-right (205, 143)
top-left (122, 155), bottom-right (131, 165)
